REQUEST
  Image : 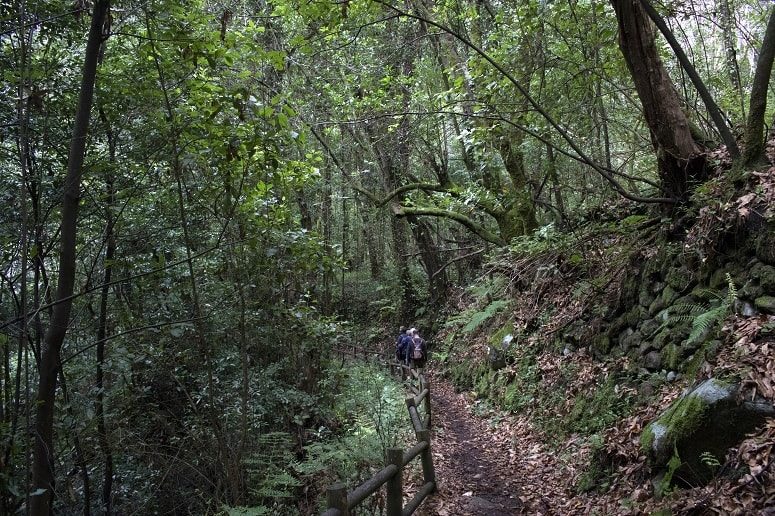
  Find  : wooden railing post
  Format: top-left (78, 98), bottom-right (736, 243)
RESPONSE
top-left (327, 482), bottom-right (349, 515)
top-left (416, 429), bottom-right (437, 491)
top-left (386, 448), bottom-right (403, 516)
top-left (424, 382), bottom-right (431, 427)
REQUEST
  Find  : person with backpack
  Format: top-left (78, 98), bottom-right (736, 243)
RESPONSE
top-left (400, 329), bottom-right (414, 365)
top-left (409, 328), bottom-right (427, 369)
top-left (395, 326), bottom-right (407, 362)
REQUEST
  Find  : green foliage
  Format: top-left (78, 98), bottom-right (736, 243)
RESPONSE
top-left (462, 300), bottom-right (511, 334)
top-left (658, 449), bottom-right (683, 497)
top-left (576, 435), bottom-right (612, 493)
top-left (669, 273), bottom-right (737, 345)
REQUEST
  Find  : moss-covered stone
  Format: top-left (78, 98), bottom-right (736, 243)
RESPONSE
top-left (590, 335), bottom-right (611, 358)
top-left (665, 266), bottom-right (694, 291)
top-left (751, 263), bottom-right (775, 292)
top-left (661, 285), bottom-right (679, 306)
top-left (639, 318), bottom-right (660, 338)
top-left (642, 378), bottom-right (772, 487)
top-left (663, 343), bottom-right (681, 370)
top-left (648, 297), bottom-right (666, 316)
top-left (755, 296), bottom-right (775, 314)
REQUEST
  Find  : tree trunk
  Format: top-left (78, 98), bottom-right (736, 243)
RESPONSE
top-left (31, 2), bottom-right (110, 514)
top-left (744, 8), bottom-right (775, 167)
top-left (610, 0), bottom-right (702, 201)
top-left (95, 106), bottom-right (116, 515)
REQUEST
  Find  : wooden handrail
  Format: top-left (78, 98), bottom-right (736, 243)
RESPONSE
top-left (322, 348), bottom-right (437, 515)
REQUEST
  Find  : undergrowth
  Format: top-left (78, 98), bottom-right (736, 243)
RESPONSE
top-left (226, 361), bottom-right (409, 515)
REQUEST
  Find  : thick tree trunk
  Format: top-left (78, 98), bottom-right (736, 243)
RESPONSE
top-left (744, 8), bottom-right (775, 167)
top-left (31, 2), bottom-right (109, 514)
top-left (610, 0), bottom-right (702, 200)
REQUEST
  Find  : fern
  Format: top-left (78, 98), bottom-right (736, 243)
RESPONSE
top-left (463, 300), bottom-right (510, 334)
top-left (669, 273), bottom-right (737, 345)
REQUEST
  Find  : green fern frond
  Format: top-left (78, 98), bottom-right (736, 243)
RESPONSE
top-left (686, 306), bottom-right (725, 344)
top-left (463, 300), bottom-right (510, 334)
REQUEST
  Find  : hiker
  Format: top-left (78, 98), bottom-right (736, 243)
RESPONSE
top-left (395, 326), bottom-right (407, 362)
top-left (400, 329), bottom-right (414, 365)
top-left (409, 328), bottom-right (427, 369)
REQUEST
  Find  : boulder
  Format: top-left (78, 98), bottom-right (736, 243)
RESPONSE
top-left (641, 378), bottom-right (775, 486)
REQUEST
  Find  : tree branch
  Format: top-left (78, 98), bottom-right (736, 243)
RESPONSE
top-left (373, 0), bottom-right (677, 205)
top-left (392, 205), bottom-right (506, 246)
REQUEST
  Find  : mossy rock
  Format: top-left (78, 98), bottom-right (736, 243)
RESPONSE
top-left (660, 285), bottom-right (679, 306)
top-left (621, 330), bottom-right (642, 351)
top-left (663, 343), bottom-right (681, 370)
top-left (665, 266), bottom-right (695, 291)
top-left (651, 325), bottom-right (686, 351)
top-left (590, 335), bottom-right (612, 358)
top-left (641, 379), bottom-right (773, 487)
top-left (708, 268), bottom-right (732, 290)
top-left (648, 297), bottom-right (667, 317)
top-left (739, 279), bottom-right (764, 300)
top-left (639, 318), bottom-right (660, 339)
top-left (754, 296), bottom-right (775, 314)
top-left (751, 263), bottom-right (775, 293)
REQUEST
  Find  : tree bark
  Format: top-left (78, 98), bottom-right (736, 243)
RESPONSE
top-left (638, 0), bottom-right (739, 158)
top-left (610, 0), bottom-right (702, 201)
top-left (744, 7), bottom-right (775, 167)
top-left (31, 1), bottom-right (110, 514)
top-left (95, 106), bottom-right (116, 515)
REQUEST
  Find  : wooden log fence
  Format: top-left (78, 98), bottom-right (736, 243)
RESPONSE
top-left (323, 346), bottom-right (436, 515)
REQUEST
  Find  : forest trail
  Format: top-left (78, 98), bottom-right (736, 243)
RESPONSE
top-left (417, 373), bottom-right (526, 515)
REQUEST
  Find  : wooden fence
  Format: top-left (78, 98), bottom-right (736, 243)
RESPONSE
top-left (322, 349), bottom-right (436, 515)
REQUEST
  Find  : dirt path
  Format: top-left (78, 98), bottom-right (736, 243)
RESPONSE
top-left (417, 373), bottom-right (525, 515)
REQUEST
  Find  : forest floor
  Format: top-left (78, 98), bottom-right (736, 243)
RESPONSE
top-left (415, 371), bottom-right (589, 515)
top-left (409, 333), bottom-right (775, 515)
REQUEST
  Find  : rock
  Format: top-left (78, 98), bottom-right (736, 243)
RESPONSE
top-left (665, 266), bottom-right (694, 291)
top-left (661, 285), bottom-right (679, 306)
top-left (648, 297), bottom-right (666, 317)
top-left (751, 263), bottom-right (775, 291)
top-left (641, 378), bottom-right (775, 487)
top-left (755, 296), bottom-right (775, 314)
top-left (640, 319), bottom-right (660, 338)
top-left (663, 343), bottom-right (682, 370)
top-left (666, 371), bottom-right (677, 382)
top-left (639, 381), bottom-right (656, 397)
top-left (643, 350), bottom-right (662, 371)
top-left (590, 335), bottom-right (611, 358)
top-left (755, 222), bottom-right (775, 264)
top-left (734, 299), bottom-right (758, 317)
top-left (739, 280), bottom-right (763, 300)
top-left (708, 268), bottom-right (731, 290)
top-left (621, 330), bottom-right (642, 351)
top-left (639, 288), bottom-right (655, 308)
top-left (488, 326), bottom-right (515, 370)
top-left (652, 326), bottom-right (682, 351)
